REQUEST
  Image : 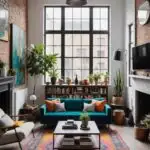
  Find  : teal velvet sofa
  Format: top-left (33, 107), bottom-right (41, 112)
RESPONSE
top-left (40, 98), bottom-right (112, 125)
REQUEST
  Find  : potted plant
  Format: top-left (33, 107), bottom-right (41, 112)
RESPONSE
top-left (104, 72), bottom-right (109, 85)
top-left (135, 114), bottom-right (150, 141)
top-left (26, 44), bottom-right (57, 95)
top-left (48, 67), bottom-right (59, 85)
top-left (112, 70), bottom-right (124, 105)
top-left (93, 73), bottom-right (101, 85)
top-left (66, 77), bottom-right (71, 85)
top-left (7, 69), bottom-right (16, 76)
top-left (0, 59), bottom-right (6, 77)
top-left (88, 74), bottom-right (94, 85)
top-left (80, 113), bottom-right (90, 129)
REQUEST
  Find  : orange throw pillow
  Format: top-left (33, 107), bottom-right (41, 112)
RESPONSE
top-left (45, 99), bottom-right (60, 112)
top-left (94, 100), bottom-right (106, 112)
top-left (14, 121), bottom-right (24, 127)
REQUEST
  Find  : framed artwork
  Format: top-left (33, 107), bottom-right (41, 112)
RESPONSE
top-left (0, 1), bottom-right (8, 41)
top-left (10, 24), bottom-right (25, 86)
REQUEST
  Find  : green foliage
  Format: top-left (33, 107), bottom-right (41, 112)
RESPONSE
top-left (0, 59), bottom-right (5, 69)
top-left (93, 73), bottom-right (101, 82)
top-left (88, 74), bottom-right (94, 84)
top-left (7, 69), bottom-right (16, 76)
top-left (113, 70), bottom-right (124, 97)
top-left (48, 66), bottom-right (59, 78)
top-left (141, 114), bottom-right (150, 128)
top-left (80, 113), bottom-right (90, 121)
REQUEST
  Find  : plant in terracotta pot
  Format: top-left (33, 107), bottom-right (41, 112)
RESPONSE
top-left (135, 114), bottom-right (150, 141)
top-left (104, 72), bottom-right (109, 85)
top-left (112, 70), bottom-right (124, 105)
top-left (88, 74), bottom-right (94, 85)
top-left (80, 113), bottom-right (90, 129)
top-left (48, 66), bottom-right (59, 85)
top-left (66, 77), bottom-right (71, 85)
top-left (93, 73), bottom-right (101, 85)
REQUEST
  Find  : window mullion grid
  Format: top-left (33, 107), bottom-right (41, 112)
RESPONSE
top-left (90, 7), bottom-right (93, 74)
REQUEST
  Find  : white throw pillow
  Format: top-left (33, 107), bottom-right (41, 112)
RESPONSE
top-left (0, 114), bottom-right (14, 128)
top-left (83, 103), bottom-right (95, 112)
top-left (55, 103), bottom-right (66, 112)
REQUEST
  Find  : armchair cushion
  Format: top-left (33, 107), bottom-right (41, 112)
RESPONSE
top-left (0, 114), bottom-right (14, 128)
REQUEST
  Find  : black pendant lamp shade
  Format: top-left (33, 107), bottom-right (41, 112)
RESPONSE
top-left (114, 50), bottom-right (122, 61)
top-left (66, 0), bottom-right (87, 6)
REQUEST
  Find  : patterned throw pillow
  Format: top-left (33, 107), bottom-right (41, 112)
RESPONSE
top-left (55, 103), bottom-right (66, 112)
top-left (93, 100), bottom-right (106, 112)
top-left (83, 103), bottom-right (95, 112)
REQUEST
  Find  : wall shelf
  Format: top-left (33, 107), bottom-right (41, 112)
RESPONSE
top-left (129, 75), bottom-right (150, 80)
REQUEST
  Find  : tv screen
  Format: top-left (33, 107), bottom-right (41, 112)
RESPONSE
top-left (132, 43), bottom-right (150, 69)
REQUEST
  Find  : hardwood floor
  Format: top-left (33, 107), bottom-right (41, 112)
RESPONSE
top-left (111, 125), bottom-right (150, 150)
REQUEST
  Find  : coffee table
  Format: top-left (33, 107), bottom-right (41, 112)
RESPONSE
top-left (53, 121), bottom-right (100, 150)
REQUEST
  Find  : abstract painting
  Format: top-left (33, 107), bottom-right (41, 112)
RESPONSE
top-left (11, 24), bottom-right (25, 86)
top-left (0, 0), bottom-right (8, 41)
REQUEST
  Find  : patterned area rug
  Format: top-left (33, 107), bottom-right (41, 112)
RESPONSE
top-left (22, 127), bottom-right (129, 150)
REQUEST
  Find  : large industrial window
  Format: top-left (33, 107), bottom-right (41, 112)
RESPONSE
top-left (44, 6), bottom-right (109, 82)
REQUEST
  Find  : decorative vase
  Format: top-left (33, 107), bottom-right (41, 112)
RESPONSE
top-left (51, 77), bottom-right (56, 85)
top-left (112, 96), bottom-right (124, 105)
top-left (81, 120), bottom-right (88, 128)
top-left (0, 68), bottom-right (7, 77)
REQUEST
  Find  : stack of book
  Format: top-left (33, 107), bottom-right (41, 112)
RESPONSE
top-left (62, 120), bottom-right (78, 129)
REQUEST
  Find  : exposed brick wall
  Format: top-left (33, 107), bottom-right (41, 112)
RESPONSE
top-left (0, 0), bottom-right (27, 66)
top-left (136, 0), bottom-right (150, 45)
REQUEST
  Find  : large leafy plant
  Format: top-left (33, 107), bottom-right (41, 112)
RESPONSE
top-left (27, 44), bottom-right (57, 94)
top-left (113, 70), bottom-right (124, 97)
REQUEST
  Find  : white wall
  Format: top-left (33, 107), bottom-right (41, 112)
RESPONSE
top-left (28, 0), bottom-right (126, 104)
top-left (125, 0), bottom-right (135, 109)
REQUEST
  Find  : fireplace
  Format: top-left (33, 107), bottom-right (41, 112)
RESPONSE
top-left (0, 77), bottom-right (14, 115)
top-left (135, 91), bottom-right (150, 124)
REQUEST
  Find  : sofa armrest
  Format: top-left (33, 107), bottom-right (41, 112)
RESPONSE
top-left (40, 104), bottom-right (46, 116)
top-left (104, 104), bottom-right (111, 116)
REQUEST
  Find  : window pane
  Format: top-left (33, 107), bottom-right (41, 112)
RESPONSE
top-left (46, 46), bottom-right (53, 55)
top-left (93, 8), bottom-right (100, 19)
top-left (73, 58), bottom-right (81, 69)
top-left (54, 46), bottom-right (61, 57)
top-left (54, 19), bottom-right (61, 30)
top-left (73, 19), bottom-right (81, 30)
top-left (101, 8), bottom-right (108, 19)
top-left (73, 8), bottom-right (81, 19)
top-left (101, 34), bottom-right (108, 45)
top-left (46, 8), bottom-right (53, 19)
top-left (93, 70), bottom-right (100, 74)
top-left (56, 58), bottom-right (61, 69)
top-left (93, 20), bottom-right (100, 30)
top-left (65, 19), bottom-right (72, 30)
top-left (93, 34), bottom-right (100, 45)
top-left (73, 46), bottom-right (81, 57)
top-left (65, 70), bottom-right (73, 80)
top-left (46, 34), bottom-right (53, 45)
top-left (54, 8), bottom-right (61, 19)
top-left (54, 34), bottom-right (61, 45)
top-left (82, 58), bottom-right (89, 69)
top-left (65, 46), bottom-right (72, 57)
top-left (82, 70), bottom-right (89, 79)
top-left (46, 20), bottom-right (53, 30)
top-left (82, 34), bottom-right (89, 45)
top-left (93, 46), bottom-right (101, 57)
top-left (65, 8), bottom-right (72, 18)
top-left (65, 34), bottom-right (72, 45)
top-left (93, 58), bottom-right (101, 70)
top-left (82, 46), bottom-right (89, 57)
top-left (73, 34), bottom-right (81, 45)
top-left (82, 19), bottom-right (89, 30)
top-left (82, 8), bottom-right (89, 19)
top-left (100, 46), bottom-right (108, 57)
top-left (100, 58), bottom-right (108, 70)
top-left (100, 19), bottom-right (108, 30)
top-left (65, 58), bottom-right (72, 69)
top-left (73, 70), bottom-right (81, 81)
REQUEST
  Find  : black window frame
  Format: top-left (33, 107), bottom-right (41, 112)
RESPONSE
top-left (44, 6), bottom-right (110, 82)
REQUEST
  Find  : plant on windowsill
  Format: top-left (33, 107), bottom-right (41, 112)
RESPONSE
top-left (93, 73), bottom-right (101, 85)
top-left (104, 72), bottom-right (109, 85)
top-left (135, 114), bottom-right (150, 141)
top-left (48, 66), bottom-right (59, 85)
top-left (88, 74), bottom-right (94, 85)
top-left (66, 77), bottom-right (71, 85)
top-left (0, 59), bottom-right (6, 77)
top-left (112, 70), bottom-right (124, 105)
top-left (7, 69), bottom-right (16, 76)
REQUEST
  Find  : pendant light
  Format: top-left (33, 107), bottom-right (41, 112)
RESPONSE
top-left (66, 0), bottom-right (87, 6)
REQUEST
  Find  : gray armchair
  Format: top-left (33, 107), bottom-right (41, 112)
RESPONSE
top-left (0, 108), bottom-right (35, 150)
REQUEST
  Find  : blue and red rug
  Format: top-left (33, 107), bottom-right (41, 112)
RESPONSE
top-left (22, 127), bottom-right (129, 150)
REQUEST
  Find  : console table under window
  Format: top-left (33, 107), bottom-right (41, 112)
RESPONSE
top-left (45, 85), bottom-right (108, 100)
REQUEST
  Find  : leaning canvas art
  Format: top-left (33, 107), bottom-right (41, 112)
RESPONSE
top-left (0, 1), bottom-right (8, 41)
top-left (11, 24), bottom-right (25, 86)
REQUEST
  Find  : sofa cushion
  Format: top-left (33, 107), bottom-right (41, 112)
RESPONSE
top-left (83, 103), bottom-right (95, 112)
top-left (65, 100), bottom-right (83, 111)
top-left (55, 103), bottom-right (66, 112)
top-left (0, 114), bottom-right (14, 128)
top-left (93, 100), bottom-right (107, 112)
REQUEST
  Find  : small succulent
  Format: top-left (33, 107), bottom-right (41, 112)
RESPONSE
top-left (7, 69), bottom-right (16, 76)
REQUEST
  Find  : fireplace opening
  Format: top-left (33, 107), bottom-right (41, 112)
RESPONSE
top-left (136, 91), bottom-right (150, 124)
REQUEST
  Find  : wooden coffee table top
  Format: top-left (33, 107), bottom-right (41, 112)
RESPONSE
top-left (54, 121), bottom-right (100, 135)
